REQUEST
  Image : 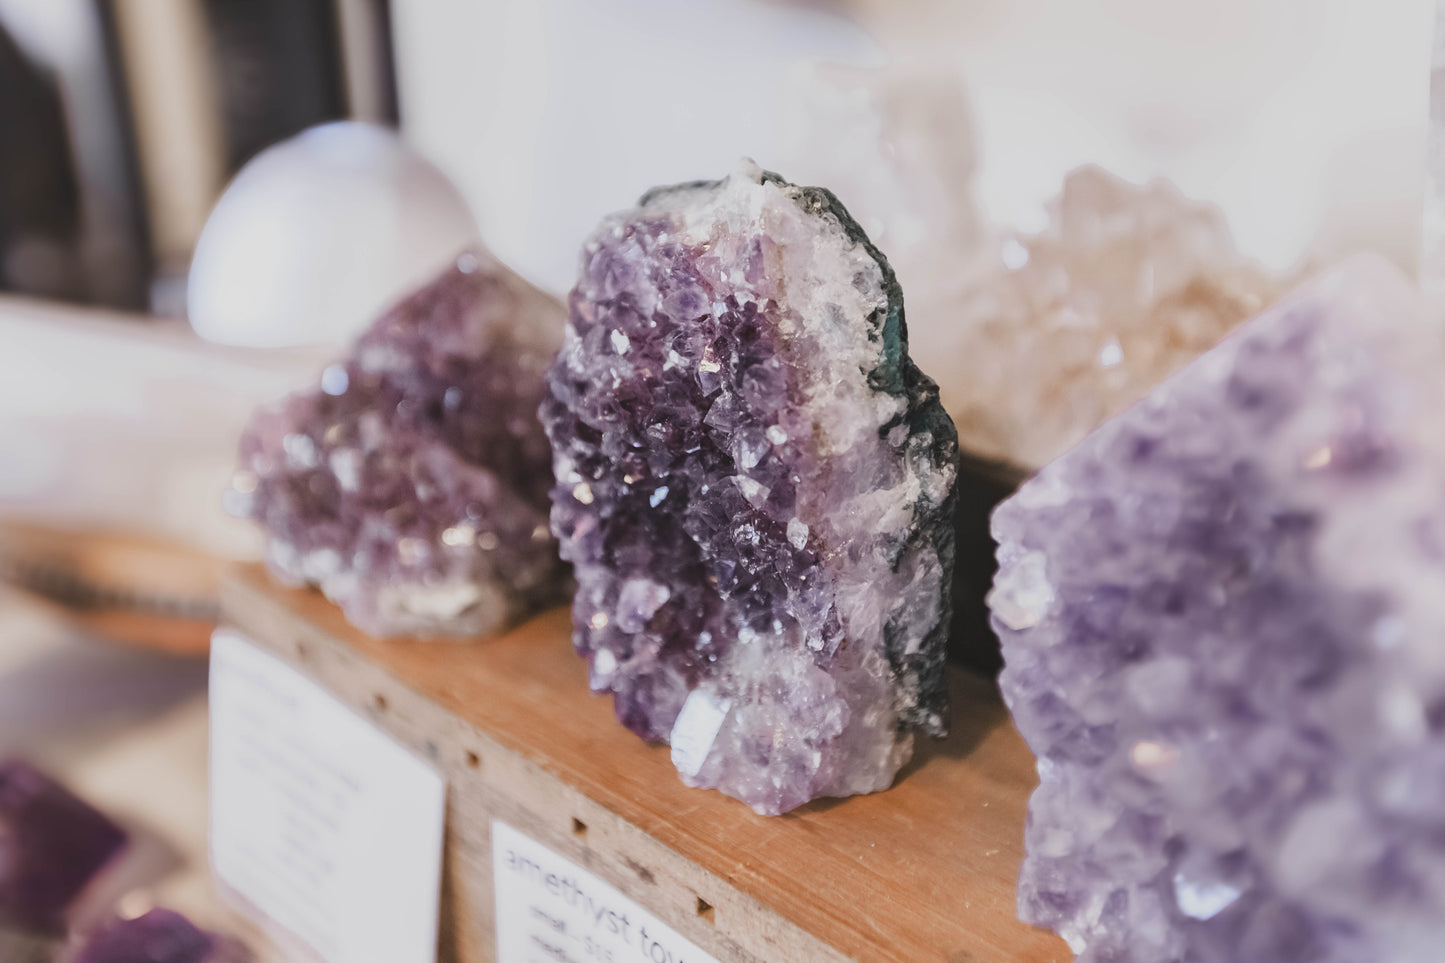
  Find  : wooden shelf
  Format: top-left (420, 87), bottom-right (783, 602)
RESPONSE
top-left (221, 563), bottom-right (1067, 963)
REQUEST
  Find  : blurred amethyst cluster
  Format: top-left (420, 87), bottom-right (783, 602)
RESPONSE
top-left (0, 759), bottom-right (127, 939)
top-left (992, 258), bottom-right (1445, 962)
top-left (68, 910), bottom-right (249, 963)
top-left (542, 163), bottom-right (957, 814)
top-left (230, 250), bottom-right (569, 637)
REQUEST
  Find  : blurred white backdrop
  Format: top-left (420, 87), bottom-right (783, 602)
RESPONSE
top-left (394, 0), bottom-right (1433, 292)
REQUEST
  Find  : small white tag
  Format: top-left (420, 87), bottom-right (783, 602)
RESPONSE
top-left (492, 820), bottom-right (721, 963)
top-left (209, 628), bottom-right (445, 963)
top-left (669, 690), bottom-right (731, 777)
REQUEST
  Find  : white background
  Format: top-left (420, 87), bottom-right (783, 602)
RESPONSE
top-left (394, 0), bottom-right (1433, 293)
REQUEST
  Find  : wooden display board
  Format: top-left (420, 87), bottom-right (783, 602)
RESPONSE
top-left (220, 564), bottom-right (1067, 963)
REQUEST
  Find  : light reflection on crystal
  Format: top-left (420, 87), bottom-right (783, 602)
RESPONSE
top-left (1173, 872), bottom-right (1243, 921)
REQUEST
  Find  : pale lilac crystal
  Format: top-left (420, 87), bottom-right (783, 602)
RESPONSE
top-left (0, 759), bottom-right (127, 937)
top-left (230, 250), bottom-right (568, 637)
top-left (992, 256), bottom-right (1445, 962)
top-left (542, 162), bottom-right (958, 815)
top-left (69, 910), bottom-right (249, 963)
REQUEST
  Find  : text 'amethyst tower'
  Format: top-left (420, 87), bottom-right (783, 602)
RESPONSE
top-left (992, 256), bottom-right (1445, 963)
top-left (542, 162), bottom-right (958, 815)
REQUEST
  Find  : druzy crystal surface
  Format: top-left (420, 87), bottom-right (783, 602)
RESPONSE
top-left (992, 257), bottom-right (1445, 963)
top-left (0, 760), bottom-right (127, 936)
top-left (945, 166), bottom-right (1277, 470)
top-left (542, 162), bottom-right (957, 815)
top-left (230, 250), bottom-right (568, 637)
top-left (70, 910), bottom-right (249, 963)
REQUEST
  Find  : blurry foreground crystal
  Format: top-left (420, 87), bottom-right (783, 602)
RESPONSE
top-left (944, 166), bottom-right (1277, 470)
top-left (68, 910), bottom-right (249, 963)
top-left (992, 257), bottom-right (1445, 962)
top-left (542, 162), bottom-right (957, 815)
top-left (0, 760), bottom-right (127, 937)
top-left (231, 250), bottom-right (568, 637)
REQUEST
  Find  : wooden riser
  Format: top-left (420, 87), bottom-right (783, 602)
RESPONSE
top-left (220, 564), bottom-right (1066, 963)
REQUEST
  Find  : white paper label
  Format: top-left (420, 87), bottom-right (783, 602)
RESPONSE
top-left (209, 628), bottom-right (446, 963)
top-left (492, 820), bottom-right (721, 963)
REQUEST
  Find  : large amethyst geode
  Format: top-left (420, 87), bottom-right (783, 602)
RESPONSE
top-left (991, 257), bottom-right (1445, 962)
top-left (230, 250), bottom-right (568, 637)
top-left (541, 162), bottom-right (958, 815)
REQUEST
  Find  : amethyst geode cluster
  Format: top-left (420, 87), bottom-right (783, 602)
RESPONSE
top-left (231, 250), bottom-right (568, 637)
top-left (541, 163), bottom-right (958, 815)
top-left (992, 257), bottom-right (1445, 962)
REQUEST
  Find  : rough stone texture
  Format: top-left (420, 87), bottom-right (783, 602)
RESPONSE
top-left (946, 166), bottom-right (1277, 470)
top-left (229, 250), bottom-right (569, 637)
top-left (68, 910), bottom-right (249, 963)
top-left (991, 256), bottom-right (1445, 963)
top-left (542, 162), bottom-right (958, 815)
top-left (0, 759), bottom-right (127, 937)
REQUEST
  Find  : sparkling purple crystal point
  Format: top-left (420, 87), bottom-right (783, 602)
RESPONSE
top-left (992, 256), bottom-right (1445, 962)
top-left (69, 910), bottom-right (249, 963)
top-left (231, 250), bottom-right (569, 637)
top-left (0, 759), bottom-right (127, 937)
top-left (542, 162), bottom-right (958, 815)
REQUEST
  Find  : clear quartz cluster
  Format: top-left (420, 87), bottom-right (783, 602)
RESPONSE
top-left (943, 166), bottom-right (1277, 470)
top-left (541, 162), bottom-right (958, 815)
top-left (991, 257), bottom-right (1445, 963)
top-left (230, 250), bottom-right (568, 637)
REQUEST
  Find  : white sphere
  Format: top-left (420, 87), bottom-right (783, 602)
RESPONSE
top-left (188, 122), bottom-right (479, 347)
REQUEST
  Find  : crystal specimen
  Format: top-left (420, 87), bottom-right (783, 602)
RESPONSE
top-left (68, 910), bottom-right (249, 963)
top-left (991, 256), bottom-right (1445, 963)
top-left (943, 165), bottom-right (1277, 470)
top-left (0, 759), bottom-right (127, 936)
top-left (229, 249), bottom-right (569, 637)
top-left (542, 161), bottom-right (958, 815)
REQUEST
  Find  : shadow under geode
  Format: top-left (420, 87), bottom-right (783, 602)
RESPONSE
top-left (947, 450), bottom-right (1031, 677)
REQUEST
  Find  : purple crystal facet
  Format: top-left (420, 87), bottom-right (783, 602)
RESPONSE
top-left (0, 760), bottom-right (127, 936)
top-left (542, 162), bottom-right (958, 815)
top-left (231, 250), bottom-right (569, 637)
top-left (70, 910), bottom-right (249, 963)
top-left (991, 256), bottom-right (1445, 962)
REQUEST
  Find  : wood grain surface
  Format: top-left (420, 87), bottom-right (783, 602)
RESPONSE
top-left (222, 563), bottom-right (1067, 963)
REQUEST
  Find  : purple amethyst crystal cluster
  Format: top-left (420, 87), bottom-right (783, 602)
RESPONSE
top-left (991, 256), bottom-right (1445, 962)
top-left (68, 910), bottom-right (249, 963)
top-left (0, 759), bottom-right (127, 937)
top-left (230, 250), bottom-right (568, 637)
top-left (542, 162), bottom-right (958, 815)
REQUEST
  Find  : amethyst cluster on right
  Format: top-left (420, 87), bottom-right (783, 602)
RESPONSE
top-left (991, 257), bottom-right (1445, 962)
